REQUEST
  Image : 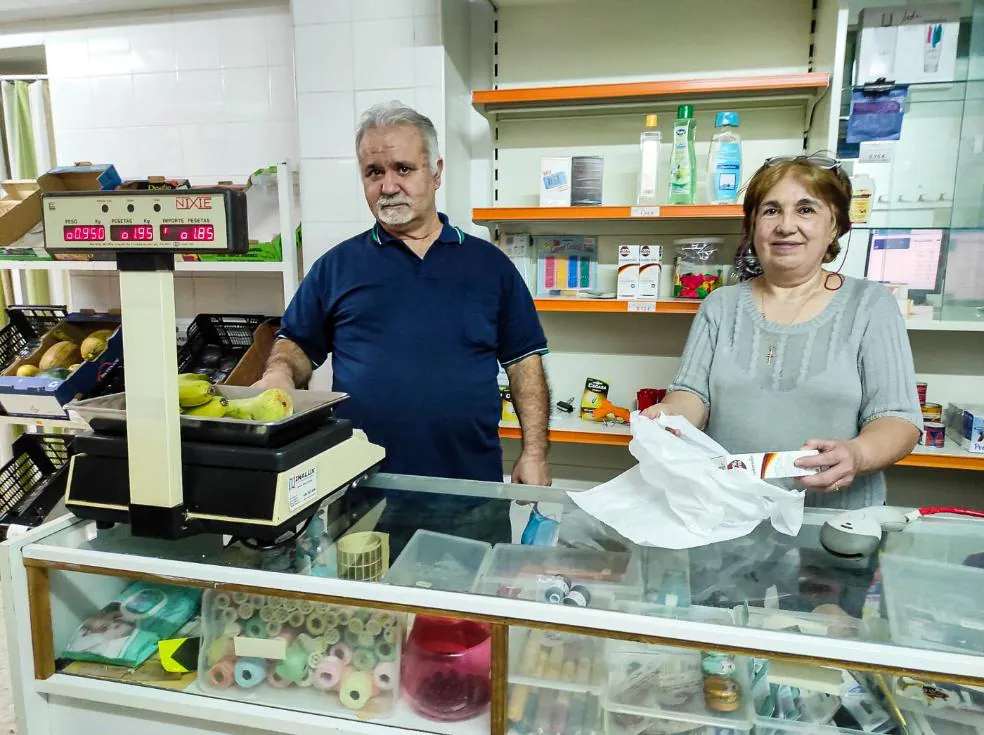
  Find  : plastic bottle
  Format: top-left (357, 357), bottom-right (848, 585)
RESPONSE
top-left (668, 104), bottom-right (697, 204)
top-left (637, 113), bottom-right (662, 204)
top-left (707, 111), bottom-right (742, 204)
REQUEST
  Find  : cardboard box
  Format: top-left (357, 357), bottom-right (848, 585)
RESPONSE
top-left (500, 233), bottom-right (536, 289)
top-left (0, 311), bottom-right (123, 418)
top-left (0, 180), bottom-right (41, 248)
top-left (638, 244), bottom-right (663, 300)
top-left (718, 450), bottom-right (819, 479)
top-left (120, 177), bottom-right (191, 191)
top-left (540, 157), bottom-right (572, 207)
top-left (858, 4), bottom-right (960, 84)
top-left (617, 244), bottom-right (640, 299)
top-left (0, 164), bottom-right (121, 248)
top-left (945, 402), bottom-right (984, 454)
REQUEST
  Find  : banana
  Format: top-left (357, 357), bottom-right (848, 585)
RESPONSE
top-left (178, 377), bottom-right (214, 408)
top-left (182, 396), bottom-right (229, 418)
top-left (178, 373), bottom-right (211, 383)
top-left (224, 389), bottom-right (293, 422)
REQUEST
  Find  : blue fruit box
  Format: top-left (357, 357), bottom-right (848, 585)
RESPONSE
top-left (0, 312), bottom-right (123, 419)
top-left (945, 402), bottom-right (984, 454)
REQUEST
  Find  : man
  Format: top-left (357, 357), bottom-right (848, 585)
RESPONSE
top-left (255, 102), bottom-right (551, 547)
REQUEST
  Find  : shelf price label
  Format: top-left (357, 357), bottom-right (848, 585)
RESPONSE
top-left (630, 206), bottom-right (661, 218)
top-left (627, 301), bottom-right (657, 313)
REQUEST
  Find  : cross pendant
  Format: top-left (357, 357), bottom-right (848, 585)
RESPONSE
top-left (766, 345), bottom-right (777, 365)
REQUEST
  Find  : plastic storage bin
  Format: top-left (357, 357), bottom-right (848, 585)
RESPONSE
top-left (605, 709), bottom-right (748, 735)
top-left (509, 627), bottom-right (606, 695)
top-left (0, 433), bottom-right (72, 538)
top-left (672, 238), bottom-right (727, 300)
top-left (384, 530), bottom-right (491, 593)
top-left (478, 544), bottom-right (643, 608)
top-left (510, 684), bottom-right (601, 735)
top-left (198, 590), bottom-right (404, 719)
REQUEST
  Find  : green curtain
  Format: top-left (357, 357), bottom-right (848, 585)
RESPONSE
top-left (8, 81), bottom-right (50, 305)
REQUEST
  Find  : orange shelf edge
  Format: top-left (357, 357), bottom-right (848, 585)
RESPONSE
top-left (499, 429), bottom-right (984, 471)
top-left (473, 72), bottom-right (830, 107)
top-left (473, 205), bottom-right (743, 222)
top-left (534, 298), bottom-right (700, 315)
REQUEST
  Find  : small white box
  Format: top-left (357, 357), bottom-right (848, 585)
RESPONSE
top-left (501, 233), bottom-right (535, 288)
top-left (540, 157), bottom-right (572, 207)
top-left (638, 244), bottom-right (663, 300)
top-left (718, 450), bottom-right (819, 480)
top-left (857, 4), bottom-right (960, 84)
top-left (617, 244), bottom-right (640, 300)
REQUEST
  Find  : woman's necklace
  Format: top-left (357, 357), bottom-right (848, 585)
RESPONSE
top-left (757, 276), bottom-right (823, 366)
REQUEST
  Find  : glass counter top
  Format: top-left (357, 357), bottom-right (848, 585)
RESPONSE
top-left (20, 472), bottom-right (984, 679)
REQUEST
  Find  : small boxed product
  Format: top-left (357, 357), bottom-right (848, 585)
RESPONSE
top-left (618, 244), bottom-right (640, 299)
top-left (199, 590), bottom-right (405, 719)
top-left (119, 176), bottom-right (191, 190)
top-left (539, 156), bottom-right (604, 207)
top-left (510, 684), bottom-right (601, 735)
top-left (717, 451), bottom-right (819, 480)
top-left (638, 244), bottom-right (663, 300)
top-left (0, 311), bottom-right (123, 418)
top-left (945, 402), bottom-right (984, 454)
top-left (580, 376), bottom-right (610, 420)
top-left (500, 232), bottom-right (536, 288)
top-left (534, 236), bottom-right (598, 295)
top-left (540, 156), bottom-right (573, 206)
top-left (857, 4), bottom-right (960, 84)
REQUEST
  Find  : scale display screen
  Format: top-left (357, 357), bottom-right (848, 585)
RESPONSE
top-left (63, 225), bottom-right (106, 242)
top-left (42, 188), bottom-right (248, 255)
top-left (110, 224), bottom-right (154, 241)
top-left (160, 224), bottom-right (215, 242)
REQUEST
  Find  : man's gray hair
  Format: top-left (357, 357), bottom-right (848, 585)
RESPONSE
top-left (356, 101), bottom-right (441, 171)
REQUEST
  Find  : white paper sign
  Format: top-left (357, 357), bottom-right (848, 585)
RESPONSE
top-left (630, 206), bottom-right (661, 218)
top-left (627, 301), bottom-right (657, 313)
top-left (287, 467), bottom-right (318, 510)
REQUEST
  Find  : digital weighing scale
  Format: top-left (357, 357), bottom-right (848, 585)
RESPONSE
top-left (43, 187), bottom-right (385, 540)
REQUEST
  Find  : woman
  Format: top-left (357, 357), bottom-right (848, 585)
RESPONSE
top-left (643, 155), bottom-right (921, 509)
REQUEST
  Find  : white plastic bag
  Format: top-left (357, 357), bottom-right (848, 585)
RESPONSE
top-left (568, 413), bottom-right (805, 549)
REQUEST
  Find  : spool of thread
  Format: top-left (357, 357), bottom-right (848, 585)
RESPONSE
top-left (345, 628), bottom-right (361, 649)
top-left (288, 610), bottom-right (306, 628)
top-left (298, 668), bottom-right (315, 688)
top-left (306, 613), bottom-right (329, 637)
top-left (249, 594), bottom-right (265, 608)
top-left (340, 670), bottom-right (373, 710)
top-left (207, 637), bottom-right (233, 666)
top-left (244, 616), bottom-right (267, 639)
top-left (234, 658), bottom-right (266, 689)
top-left (231, 592), bottom-right (248, 605)
top-left (206, 659), bottom-right (235, 689)
top-left (221, 608), bottom-right (237, 624)
top-left (214, 592), bottom-right (231, 610)
top-left (352, 647), bottom-right (378, 671)
top-left (365, 619), bottom-right (382, 637)
top-left (375, 641), bottom-right (397, 662)
top-left (266, 668), bottom-right (293, 689)
top-left (275, 608), bottom-right (290, 625)
top-left (308, 651), bottom-right (323, 669)
top-left (563, 585), bottom-right (591, 608)
top-left (223, 621), bottom-right (242, 638)
top-left (355, 609), bottom-right (372, 623)
top-left (298, 600), bottom-right (314, 615)
top-left (323, 627), bottom-right (341, 646)
top-left (275, 645), bottom-right (309, 684)
top-left (347, 617), bottom-right (365, 635)
top-left (330, 643), bottom-right (353, 665)
top-left (236, 603), bottom-right (255, 620)
top-left (314, 656), bottom-right (343, 691)
top-left (266, 621), bottom-right (283, 638)
top-left (295, 633), bottom-right (319, 653)
top-left (282, 598), bottom-right (300, 612)
top-left (382, 627), bottom-right (398, 645)
top-left (324, 609), bottom-right (340, 628)
top-left (372, 661), bottom-right (398, 691)
top-left (543, 575), bottom-right (572, 604)
top-left (259, 606), bottom-right (275, 623)
top-left (337, 609), bottom-right (352, 625)
top-left (357, 631), bottom-right (375, 649)
top-left (315, 602), bottom-right (331, 615)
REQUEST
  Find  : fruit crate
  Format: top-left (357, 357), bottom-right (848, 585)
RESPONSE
top-left (178, 314), bottom-right (272, 384)
top-left (0, 305), bottom-right (68, 374)
top-left (0, 432), bottom-right (72, 538)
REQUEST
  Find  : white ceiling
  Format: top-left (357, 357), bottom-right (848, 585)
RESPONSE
top-left (0, 0), bottom-right (260, 24)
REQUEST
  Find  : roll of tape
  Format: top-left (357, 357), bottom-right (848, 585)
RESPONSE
top-left (275, 645), bottom-right (309, 684)
top-left (298, 600), bottom-right (314, 615)
top-left (206, 659), bottom-right (235, 690)
top-left (340, 670), bottom-right (373, 710)
top-left (313, 656), bottom-right (343, 691)
top-left (330, 643), bottom-right (353, 666)
top-left (233, 658), bottom-right (266, 689)
top-left (373, 661), bottom-right (399, 691)
top-left (266, 621), bottom-right (283, 638)
top-left (352, 648), bottom-right (378, 672)
top-left (375, 641), bottom-right (397, 662)
top-left (236, 603), bottom-right (255, 620)
top-left (306, 613), bottom-right (328, 637)
top-left (259, 606), bottom-right (275, 623)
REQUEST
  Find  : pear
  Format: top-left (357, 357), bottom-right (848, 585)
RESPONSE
top-left (223, 389), bottom-right (293, 422)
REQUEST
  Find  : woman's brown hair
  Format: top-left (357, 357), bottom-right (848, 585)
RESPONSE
top-left (735, 158), bottom-right (853, 279)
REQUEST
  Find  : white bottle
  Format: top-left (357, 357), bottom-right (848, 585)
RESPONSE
top-left (707, 111), bottom-right (742, 204)
top-left (637, 113), bottom-right (662, 205)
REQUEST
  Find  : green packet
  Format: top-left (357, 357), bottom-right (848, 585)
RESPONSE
top-left (62, 581), bottom-right (202, 669)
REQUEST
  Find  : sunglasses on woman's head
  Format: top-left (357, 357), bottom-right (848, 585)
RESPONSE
top-left (763, 154), bottom-right (841, 171)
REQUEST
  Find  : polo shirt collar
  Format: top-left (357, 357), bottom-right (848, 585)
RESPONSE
top-left (371, 212), bottom-right (464, 247)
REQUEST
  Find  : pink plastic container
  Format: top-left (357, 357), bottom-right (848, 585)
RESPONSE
top-left (401, 617), bottom-right (492, 722)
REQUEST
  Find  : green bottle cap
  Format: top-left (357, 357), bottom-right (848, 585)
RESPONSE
top-left (677, 104), bottom-right (694, 119)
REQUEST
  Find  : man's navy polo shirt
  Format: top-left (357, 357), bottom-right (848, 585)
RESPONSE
top-left (278, 213), bottom-right (548, 482)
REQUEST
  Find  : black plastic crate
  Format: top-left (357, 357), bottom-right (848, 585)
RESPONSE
top-left (177, 314), bottom-right (271, 384)
top-left (0, 305), bottom-right (68, 373)
top-left (0, 433), bottom-right (72, 537)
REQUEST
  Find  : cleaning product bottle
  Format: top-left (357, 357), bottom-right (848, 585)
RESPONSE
top-left (637, 113), bottom-right (662, 205)
top-left (707, 111), bottom-right (742, 204)
top-left (668, 104), bottom-right (697, 204)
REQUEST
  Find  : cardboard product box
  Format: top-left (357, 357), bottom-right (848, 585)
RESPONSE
top-left (119, 177), bottom-right (191, 191)
top-left (945, 402), bottom-right (984, 454)
top-left (718, 450), bottom-right (819, 479)
top-left (858, 4), bottom-right (960, 84)
top-left (617, 244), bottom-right (640, 300)
top-left (534, 236), bottom-right (598, 295)
top-left (638, 244), bottom-right (663, 300)
top-left (540, 157), bottom-right (572, 207)
top-left (0, 180), bottom-right (43, 248)
top-left (0, 311), bottom-right (123, 419)
top-left (570, 155), bottom-right (604, 206)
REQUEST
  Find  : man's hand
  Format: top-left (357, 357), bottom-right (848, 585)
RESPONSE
top-left (511, 451), bottom-right (551, 486)
top-left (251, 367), bottom-right (296, 391)
top-left (253, 338), bottom-right (312, 390)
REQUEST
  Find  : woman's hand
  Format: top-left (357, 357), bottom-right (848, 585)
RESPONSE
top-left (794, 439), bottom-right (865, 492)
top-left (640, 403), bottom-right (681, 436)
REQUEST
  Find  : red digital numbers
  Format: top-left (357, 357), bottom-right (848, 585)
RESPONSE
top-left (63, 225), bottom-right (106, 242)
top-left (110, 225), bottom-right (154, 242)
top-left (160, 224), bottom-right (215, 242)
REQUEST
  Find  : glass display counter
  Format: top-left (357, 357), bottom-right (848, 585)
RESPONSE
top-left (2, 473), bottom-right (983, 735)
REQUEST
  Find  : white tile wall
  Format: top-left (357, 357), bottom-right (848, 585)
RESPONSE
top-left (292, 0), bottom-right (445, 265)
